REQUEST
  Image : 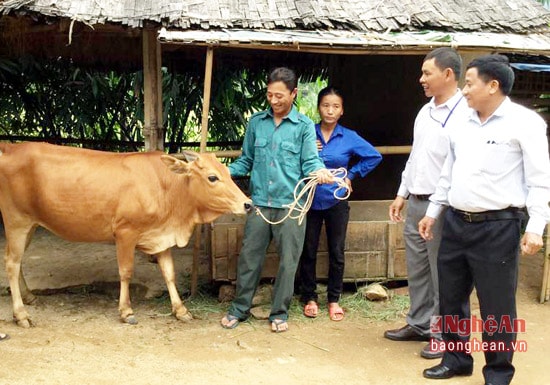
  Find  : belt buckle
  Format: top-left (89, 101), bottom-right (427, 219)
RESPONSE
top-left (463, 211), bottom-right (473, 222)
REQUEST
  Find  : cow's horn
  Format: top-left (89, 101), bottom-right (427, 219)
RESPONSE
top-left (170, 151), bottom-right (199, 163)
top-left (181, 150), bottom-right (199, 162)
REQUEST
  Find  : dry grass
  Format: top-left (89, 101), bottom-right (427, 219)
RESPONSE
top-left (169, 282), bottom-right (410, 322)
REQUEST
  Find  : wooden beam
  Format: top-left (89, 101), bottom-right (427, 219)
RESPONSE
top-left (142, 26), bottom-right (164, 151)
top-left (207, 145), bottom-right (413, 159)
top-left (162, 40), bottom-right (550, 56)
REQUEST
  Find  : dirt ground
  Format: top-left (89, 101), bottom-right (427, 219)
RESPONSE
top-left (0, 228), bottom-right (549, 385)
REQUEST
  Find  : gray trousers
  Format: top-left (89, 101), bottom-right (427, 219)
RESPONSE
top-left (228, 207), bottom-right (306, 322)
top-left (404, 196), bottom-right (444, 337)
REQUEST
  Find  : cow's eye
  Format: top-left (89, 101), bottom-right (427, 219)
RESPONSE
top-left (208, 175), bottom-right (219, 183)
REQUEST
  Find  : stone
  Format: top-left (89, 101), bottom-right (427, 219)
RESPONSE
top-left (360, 282), bottom-right (389, 301)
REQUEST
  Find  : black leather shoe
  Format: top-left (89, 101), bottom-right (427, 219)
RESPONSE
top-left (423, 364), bottom-right (473, 379)
top-left (421, 340), bottom-right (444, 359)
top-left (384, 324), bottom-right (430, 341)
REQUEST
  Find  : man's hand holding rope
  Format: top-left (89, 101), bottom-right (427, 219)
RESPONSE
top-left (314, 168), bottom-right (335, 185)
top-left (255, 168), bottom-right (349, 225)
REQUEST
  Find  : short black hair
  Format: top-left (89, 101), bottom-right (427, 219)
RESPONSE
top-left (466, 54), bottom-right (514, 96)
top-left (268, 67), bottom-right (297, 91)
top-left (317, 86), bottom-right (344, 108)
top-left (424, 47), bottom-right (463, 80)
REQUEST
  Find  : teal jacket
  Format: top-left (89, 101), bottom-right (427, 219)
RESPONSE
top-left (229, 106), bottom-right (325, 208)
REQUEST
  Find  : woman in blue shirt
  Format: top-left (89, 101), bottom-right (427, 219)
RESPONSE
top-left (299, 86), bottom-right (382, 321)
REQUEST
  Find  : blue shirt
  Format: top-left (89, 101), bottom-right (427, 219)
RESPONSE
top-left (229, 106), bottom-right (325, 208)
top-left (312, 123), bottom-right (382, 210)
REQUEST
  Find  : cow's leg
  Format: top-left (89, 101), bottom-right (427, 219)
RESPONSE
top-left (19, 227), bottom-right (38, 305)
top-left (4, 225), bottom-right (35, 328)
top-left (115, 233), bottom-right (138, 325)
top-left (156, 249), bottom-right (192, 322)
top-left (19, 265), bottom-right (37, 305)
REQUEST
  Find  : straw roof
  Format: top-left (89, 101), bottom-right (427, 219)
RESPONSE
top-left (1, 0), bottom-right (549, 33)
top-left (1, 0), bottom-right (549, 70)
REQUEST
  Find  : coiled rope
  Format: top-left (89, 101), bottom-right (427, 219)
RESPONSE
top-left (255, 167), bottom-right (350, 225)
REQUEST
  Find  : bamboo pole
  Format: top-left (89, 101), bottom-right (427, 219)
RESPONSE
top-left (207, 145), bottom-right (413, 159)
top-left (199, 47), bottom-right (214, 153)
top-left (191, 46), bottom-right (215, 297)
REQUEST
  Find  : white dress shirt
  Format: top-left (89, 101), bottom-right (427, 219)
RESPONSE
top-left (397, 90), bottom-right (470, 197)
top-left (427, 97), bottom-right (550, 235)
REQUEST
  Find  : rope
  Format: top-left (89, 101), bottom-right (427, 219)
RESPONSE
top-left (255, 168), bottom-right (350, 225)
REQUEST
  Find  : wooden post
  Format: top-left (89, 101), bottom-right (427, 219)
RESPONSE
top-left (199, 47), bottom-right (215, 153)
top-left (191, 46), bottom-right (215, 296)
top-left (142, 26), bottom-right (164, 151)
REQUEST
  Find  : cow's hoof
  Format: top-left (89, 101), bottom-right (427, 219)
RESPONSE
top-left (175, 310), bottom-right (193, 322)
top-left (15, 318), bottom-right (32, 328)
top-left (123, 315), bottom-right (138, 325)
top-left (22, 293), bottom-right (37, 305)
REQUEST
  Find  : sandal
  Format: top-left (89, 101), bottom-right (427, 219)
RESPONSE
top-left (303, 301), bottom-right (319, 318)
top-left (328, 303), bottom-right (345, 322)
top-left (0, 333), bottom-right (10, 342)
top-left (271, 319), bottom-right (289, 333)
top-left (220, 314), bottom-right (240, 329)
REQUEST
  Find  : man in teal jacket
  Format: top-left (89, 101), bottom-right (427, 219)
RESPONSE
top-left (221, 67), bottom-right (333, 332)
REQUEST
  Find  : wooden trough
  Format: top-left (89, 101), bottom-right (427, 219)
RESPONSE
top-left (209, 200), bottom-right (407, 284)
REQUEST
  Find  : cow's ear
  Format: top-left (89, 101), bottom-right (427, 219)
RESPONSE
top-left (161, 155), bottom-right (191, 174)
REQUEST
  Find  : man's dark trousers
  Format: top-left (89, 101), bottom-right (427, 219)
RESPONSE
top-left (438, 209), bottom-right (522, 385)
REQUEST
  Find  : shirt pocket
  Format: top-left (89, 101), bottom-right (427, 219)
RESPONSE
top-left (281, 141), bottom-right (300, 167)
top-left (480, 141), bottom-right (521, 176)
top-left (254, 138), bottom-right (268, 161)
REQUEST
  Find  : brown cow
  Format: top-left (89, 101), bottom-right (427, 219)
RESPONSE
top-left (0, 142), bottom-right (252, 327)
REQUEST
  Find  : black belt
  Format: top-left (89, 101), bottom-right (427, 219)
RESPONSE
top-left (451, 207), bottom-right (525, 223)
top-left (410, 194), bottom-right (431, 201)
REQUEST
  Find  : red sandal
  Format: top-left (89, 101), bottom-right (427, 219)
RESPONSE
top-left (329, 303), bottom-right (344, 321)
top-left (303, 301), bottom-right (319, 318)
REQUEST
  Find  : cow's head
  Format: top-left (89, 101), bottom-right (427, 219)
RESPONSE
top-left (161, 151), bottom-right (252, 221)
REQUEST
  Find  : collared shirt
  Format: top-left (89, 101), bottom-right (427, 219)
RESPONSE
top-left (229, 105), bottom-right (325, 208)
top-left (426, 97), bottom-right (550, 235)
top-left (397, 90), bottom-right (470, 197)
top-left (312, 123), bottom-right (382, 210)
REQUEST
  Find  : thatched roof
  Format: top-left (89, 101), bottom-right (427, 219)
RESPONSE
top-left (1, 0), bottom-right (549, 33)
top-left (1, 0), bottom-right (549, 70)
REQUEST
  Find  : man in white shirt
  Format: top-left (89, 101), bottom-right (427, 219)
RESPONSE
top-left (419, 54), bottom-right (550, 385)
top-left (385, 47), bottom-right (470, 359)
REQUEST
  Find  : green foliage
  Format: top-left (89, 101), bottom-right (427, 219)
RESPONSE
top-left (0, 57), bottom-right (262, 151)
top-left (0, 57), bottom-right (325, 152)
top-left (0, 56), bottom-right (143, 151)
top-left (296, 77), bottom-right (328, 123)
top-left (207, 68), bottom-right (268, 148)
